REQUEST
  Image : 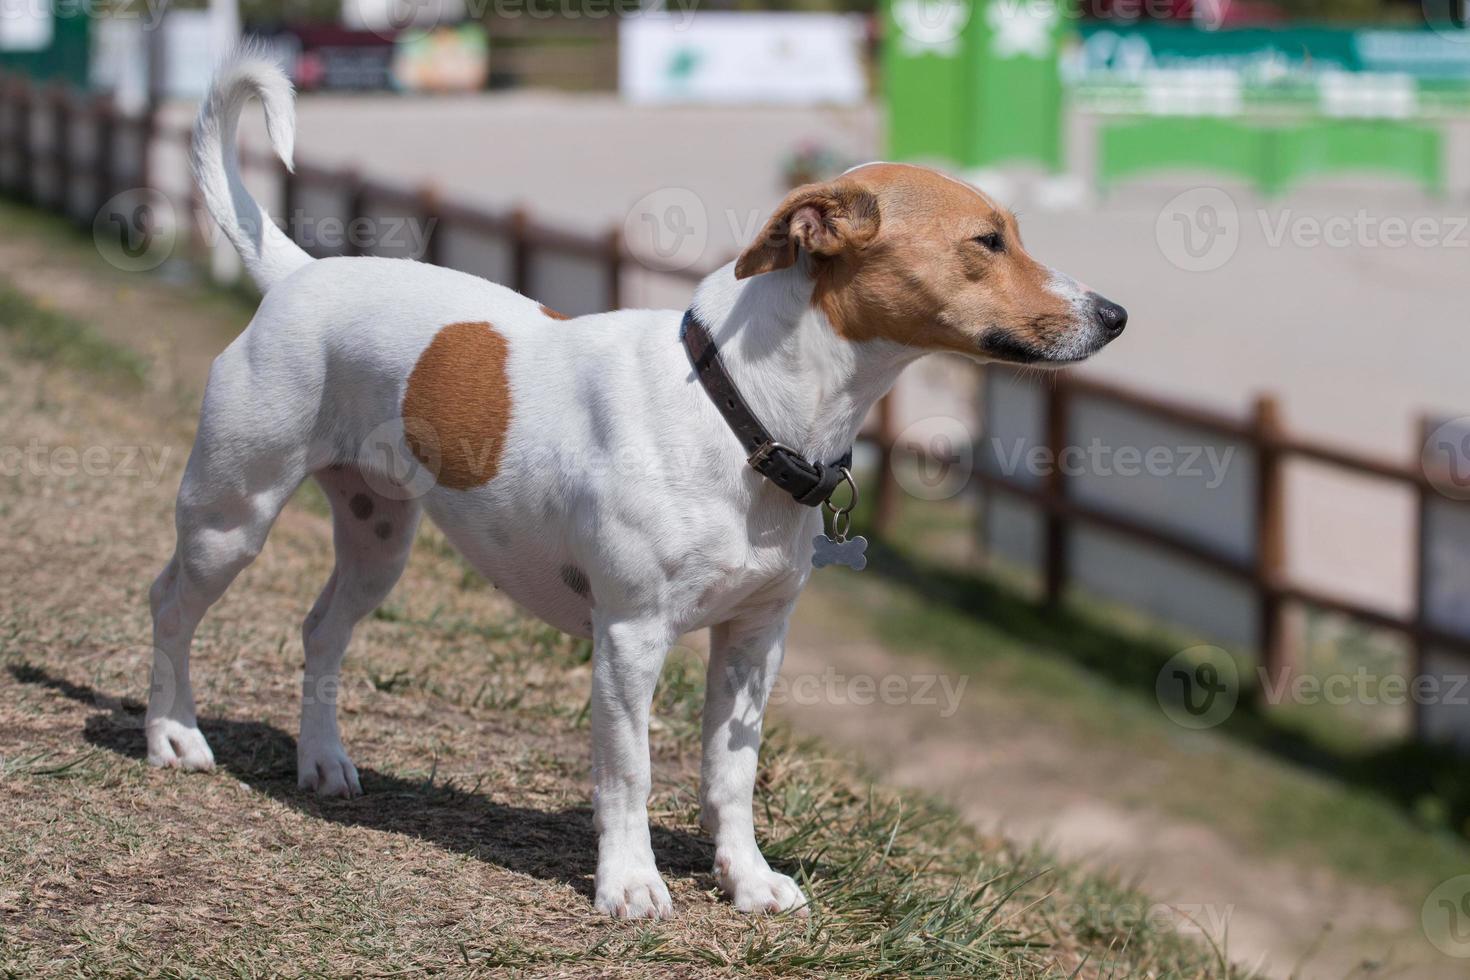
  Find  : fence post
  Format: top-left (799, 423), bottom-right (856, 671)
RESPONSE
top-left (53, 86), bottom-right (71, 217)
top-left (418, 185), bottom-right (442, 267)
top-left (280, 158), bottom-right (298, 252)
top-left (604, 226), bottom-right (622, 312)
top-left (342, 170), bottom-right (365, 258)
top-left (510, 207), bottom-right (530, 296)
top-left (1253, 395), bottom-right (1288, 696)
top-left (1411, 413), bottom-right (1434, 742)
top-left (872, 393), bottom-right (900, 537)
top-left (1042, 377), bottom-right (1072, 606)
top-left (138, 100), bottom-right (156, 198)
top-left (183, 129), bottom-right (206, 262)
top-left (94, 95), bottom-right (116, 215)
top-left (16, 77), bottom-right (33, 203)
top-left (0, 76), bottom-right (14, 198)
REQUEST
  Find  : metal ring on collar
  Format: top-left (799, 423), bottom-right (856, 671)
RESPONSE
top-left (822, 466), bottom-right (858, 518)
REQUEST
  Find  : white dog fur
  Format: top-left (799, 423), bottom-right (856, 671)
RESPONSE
top-left (145, 53), bottom-right (1124, 919)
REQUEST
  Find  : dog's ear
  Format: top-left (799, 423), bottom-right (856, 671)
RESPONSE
top-left (734, 181), bottom-right (880, 280)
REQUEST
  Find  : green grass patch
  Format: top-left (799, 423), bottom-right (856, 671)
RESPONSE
top-left (0, 277), bottom-right (148, 387)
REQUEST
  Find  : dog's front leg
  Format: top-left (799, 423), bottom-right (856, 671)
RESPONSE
top-left (700, 613), bottom-right (809, 915)
top-left (590, 616), bottom-right (675, 919)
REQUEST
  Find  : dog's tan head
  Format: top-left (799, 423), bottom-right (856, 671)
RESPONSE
top-left (735, 162), bottom-right (1125, 365)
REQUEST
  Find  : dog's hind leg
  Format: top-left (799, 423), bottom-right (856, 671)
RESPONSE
top-left (297, 465), bottom-right (421, 797)
top-left (146, 439), bottom-right (307, 770)
top-left (146, 344), bottom-right (319, 771)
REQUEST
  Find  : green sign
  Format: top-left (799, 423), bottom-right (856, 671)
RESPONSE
top-left (1074, 25), bottom-right (1470, 82)
top-left (885, 0), bottom-right (1065, 170)
top-left (0, 1), bottom-right (88, 87)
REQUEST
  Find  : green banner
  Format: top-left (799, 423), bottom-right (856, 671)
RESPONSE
top-left (1073, 25), bottom-right (1470, 83)
top-left (885, 0), bottom-right (1065, 170)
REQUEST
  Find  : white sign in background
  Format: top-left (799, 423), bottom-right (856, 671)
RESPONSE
top-left (619, 13), bottom-right (867, 107)
top-left (0, 0), bottom-right (53, 52)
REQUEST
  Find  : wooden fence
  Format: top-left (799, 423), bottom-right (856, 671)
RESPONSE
top-left (939, 366), bottom-right (1470, 742)
top-left (4, 70), bottom-right (1467, 747)
top-left (0, 72), bottom-right (699, 319)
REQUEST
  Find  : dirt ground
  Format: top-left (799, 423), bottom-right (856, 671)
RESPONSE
top-left (779, 592), bottom-right (1457, 980)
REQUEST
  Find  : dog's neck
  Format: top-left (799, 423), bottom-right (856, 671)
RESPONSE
top-left (689, 261), bottom-right (919, 468)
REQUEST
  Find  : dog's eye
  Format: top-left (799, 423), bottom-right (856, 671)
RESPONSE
top-left (973, 232), bottom-right (1004, 253)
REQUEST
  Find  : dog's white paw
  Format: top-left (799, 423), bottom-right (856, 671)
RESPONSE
top-left (594, 864), bottom-right (674, 919)
top-left (297, 739), bottom-right (362, 798)
top-left (146, 718), bottom-right (215, 771)
top-left (716, 852), bottom-right (809, 916)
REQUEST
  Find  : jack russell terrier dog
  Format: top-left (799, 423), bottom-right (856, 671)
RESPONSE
top-left (145, 53), bottom-right (1126, 920)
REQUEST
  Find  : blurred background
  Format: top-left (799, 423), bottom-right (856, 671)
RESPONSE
top-left (3, 0), bottom-right (1470, 975)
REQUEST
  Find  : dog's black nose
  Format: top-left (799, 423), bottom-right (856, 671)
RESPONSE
top-left (1093, 296), bottom-right (1128, 338)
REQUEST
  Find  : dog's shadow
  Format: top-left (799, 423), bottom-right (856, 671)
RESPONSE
top-left (10, 664), bottom-right (716, 900)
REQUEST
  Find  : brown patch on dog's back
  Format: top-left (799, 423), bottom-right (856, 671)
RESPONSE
top-left (539, 304), bottom-right (571, 321)
top-left (402, 321), bottom-right (512, 491)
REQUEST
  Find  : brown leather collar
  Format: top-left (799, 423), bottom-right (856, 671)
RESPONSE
top-left (681, 309), bottom-right (851, 507)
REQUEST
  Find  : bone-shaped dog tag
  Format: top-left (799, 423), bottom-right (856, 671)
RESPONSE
top-left (812, 533), bottom-right (867, 571)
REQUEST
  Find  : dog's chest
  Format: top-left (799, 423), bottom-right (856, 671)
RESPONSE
top-left (424, 487), bottom-right (814, 639)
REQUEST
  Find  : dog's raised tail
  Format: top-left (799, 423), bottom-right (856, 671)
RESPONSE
top-left (190, 50), bottom-right (312, 292)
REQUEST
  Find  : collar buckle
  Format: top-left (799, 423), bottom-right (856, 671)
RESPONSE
top-left (747, 440), bottom-right (789, 471)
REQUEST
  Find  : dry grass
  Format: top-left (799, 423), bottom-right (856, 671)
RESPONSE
top-left (0, 245), bottom-right (1246, 978)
